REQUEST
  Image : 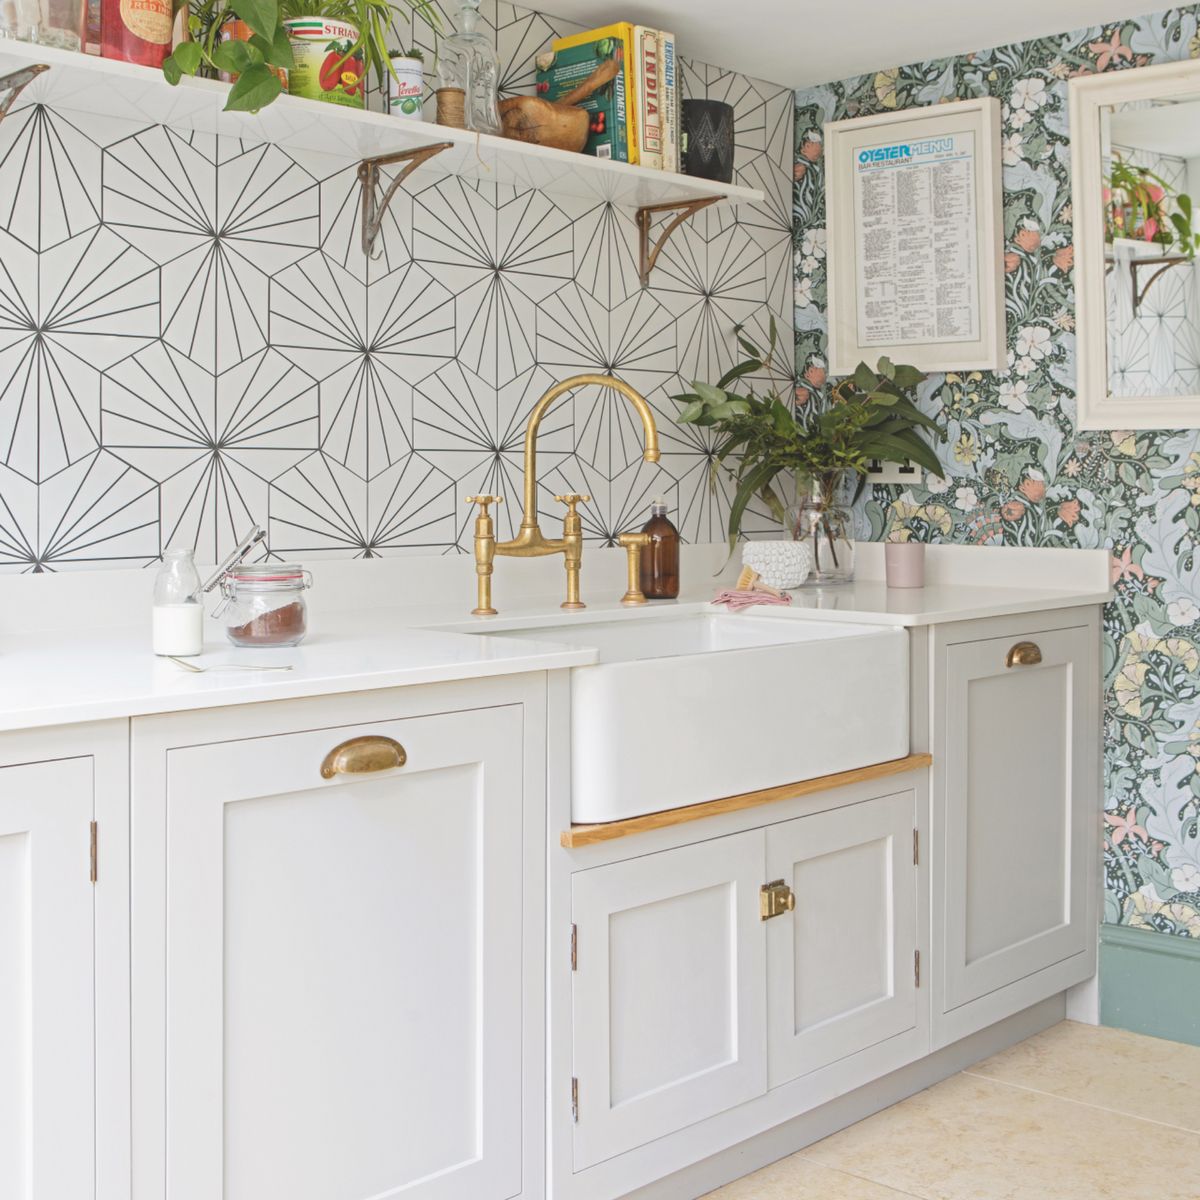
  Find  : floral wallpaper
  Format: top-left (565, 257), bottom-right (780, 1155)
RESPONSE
top-left (794, 6), bottom-right (1200, 939)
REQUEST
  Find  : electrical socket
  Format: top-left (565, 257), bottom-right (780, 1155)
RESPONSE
top-left (865, 459), bottom-right (923, 486)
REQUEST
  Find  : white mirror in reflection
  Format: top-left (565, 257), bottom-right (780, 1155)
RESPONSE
top-left (1071, 61), bottom-right (1200, 428)
top-left (1103, 96), bottom-right (1200, 398)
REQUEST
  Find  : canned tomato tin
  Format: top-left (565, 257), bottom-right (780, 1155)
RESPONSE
top-left (283, 18), bottom-right (365, 108)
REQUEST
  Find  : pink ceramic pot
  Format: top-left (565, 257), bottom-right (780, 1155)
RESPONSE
top-left (885, 541), bottom-right (925, 589)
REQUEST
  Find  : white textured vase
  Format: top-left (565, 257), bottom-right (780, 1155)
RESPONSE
top-left (742, 539), bottom-right (813, 589)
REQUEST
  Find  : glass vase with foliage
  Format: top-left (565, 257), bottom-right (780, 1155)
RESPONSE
top-left (672, 323), bottom-right (947, 567)
top-left (164, 0), bottom-right (438, 113)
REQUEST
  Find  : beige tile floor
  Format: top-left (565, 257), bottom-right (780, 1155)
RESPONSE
top-left (703, 1021), bottom-right (1200, 1200)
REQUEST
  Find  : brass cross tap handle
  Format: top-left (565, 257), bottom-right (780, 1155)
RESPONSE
top-left (554, 493), bottom-right (592, 514)
top-left (465, 494), bottom-right (503, 515)
top-left (465, 495), bottom-right (504, 616)
top-left (554, 494), bottom-right (591, 611)
top-left (618, 532), bottom-right (650, 605)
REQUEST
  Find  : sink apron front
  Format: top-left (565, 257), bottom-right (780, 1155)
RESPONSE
top-left (568, 624), bottom-right (908, 823)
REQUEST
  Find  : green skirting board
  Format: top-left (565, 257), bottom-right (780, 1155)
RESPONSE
top-left (1100, 923), bottom-right (1200, 1046)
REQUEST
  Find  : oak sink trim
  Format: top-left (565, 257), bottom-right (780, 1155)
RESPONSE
top-left (560, 753), bottom-right (933, 848)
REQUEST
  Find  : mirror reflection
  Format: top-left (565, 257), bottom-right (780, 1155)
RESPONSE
top-left (1102, 95), bottom-right (1200, 397)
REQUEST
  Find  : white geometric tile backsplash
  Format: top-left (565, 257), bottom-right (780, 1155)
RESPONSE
top-left (0, 2), bottom-right (793, 571)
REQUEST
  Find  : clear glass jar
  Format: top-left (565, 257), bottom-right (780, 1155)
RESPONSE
top-left (2, 0), bottom-right (87, 50)
top-left (219, 564), bottom-right (312, 647)
top-left (435, 0), bottom-right (500, 134)
top-left (783, 472), bottom-right (857, 584)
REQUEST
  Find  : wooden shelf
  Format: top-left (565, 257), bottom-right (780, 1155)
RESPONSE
top-left (561, 754), bottom-right (934, 848)
top-left (0, 41), bottom-right (763, 213)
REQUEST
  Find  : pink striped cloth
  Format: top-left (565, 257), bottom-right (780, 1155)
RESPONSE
top-left (711, 589), bottom-right (793, 612)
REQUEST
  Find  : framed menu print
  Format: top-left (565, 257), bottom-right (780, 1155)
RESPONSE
top-left (824, 97), bottom-right (1005, 375)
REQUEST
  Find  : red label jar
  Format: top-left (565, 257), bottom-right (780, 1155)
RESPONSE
top-left (101, 0), bottom-right (172, 66)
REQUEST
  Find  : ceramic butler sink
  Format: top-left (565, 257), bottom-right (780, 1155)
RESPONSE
top-left (491, 613), bottom-right (908, 823)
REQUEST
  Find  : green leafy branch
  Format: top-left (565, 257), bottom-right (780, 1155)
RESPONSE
top-left (164, 0), bottom-right (293, 112)
top-left (673, 323), bottom-right (946, 546)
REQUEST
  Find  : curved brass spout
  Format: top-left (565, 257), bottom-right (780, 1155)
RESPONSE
top-left (510, 373), bottom-right (660, 536)
top-left (465, 373), bottom-right (661, 615)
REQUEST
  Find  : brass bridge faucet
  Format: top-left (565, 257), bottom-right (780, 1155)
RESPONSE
top-left (465, 374), bottom-right (661, 616)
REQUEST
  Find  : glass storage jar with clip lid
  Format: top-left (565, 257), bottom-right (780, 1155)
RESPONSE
top-left (216, 564), bottom-right (313, 647)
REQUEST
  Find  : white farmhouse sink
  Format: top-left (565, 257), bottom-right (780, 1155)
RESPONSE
top-left (488, 613), bottom-right (908, 824)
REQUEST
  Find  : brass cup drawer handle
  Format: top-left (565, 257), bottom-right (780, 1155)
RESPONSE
top-left (320, 735), bottom-right (407, 779)
top-left (1005, 641), bottom-right (1043, 669)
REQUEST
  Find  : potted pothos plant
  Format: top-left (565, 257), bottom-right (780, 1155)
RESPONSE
top-left (164, 0), bottom-right (438, 113)
top-left (673, 322), bottom-right (947, 582)
top-left (1105, 154), bottom-right (1200, 258)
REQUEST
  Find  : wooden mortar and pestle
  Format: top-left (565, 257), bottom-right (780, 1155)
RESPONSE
top-left (498, 57), bottom-right (619, 152)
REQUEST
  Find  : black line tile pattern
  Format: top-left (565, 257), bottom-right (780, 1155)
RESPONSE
top-left (0, 7), bottom-right (794, 571)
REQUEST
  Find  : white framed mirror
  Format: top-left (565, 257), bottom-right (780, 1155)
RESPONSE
top-left (1071, 60), bottom-right (1200, 429)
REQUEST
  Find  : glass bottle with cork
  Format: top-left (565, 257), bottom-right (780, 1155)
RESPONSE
top-left (639, 497), bottom-right (679, 599)
top-left (434, 0), bottom-right (500, 133)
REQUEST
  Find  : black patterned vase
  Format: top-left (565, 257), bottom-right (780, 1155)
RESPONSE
top-left (680, 99), bottom-right (735, 183)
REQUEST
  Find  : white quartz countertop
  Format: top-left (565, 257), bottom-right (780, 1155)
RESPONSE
top-left (0, 542), bottom-right (1112, 732)
top-left (0, 608), bottom-right (596, 732)
top-left (755, 577), bottom-right (1112, 626)
top-left (423, 579), bottom-right (1112, 635)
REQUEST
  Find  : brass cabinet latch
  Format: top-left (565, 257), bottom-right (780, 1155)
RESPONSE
top-left (760, 879), bottom-right (795, 920)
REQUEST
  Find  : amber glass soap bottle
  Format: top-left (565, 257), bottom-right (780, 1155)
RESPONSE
top-left (639, 497), bottom-right (680, 599)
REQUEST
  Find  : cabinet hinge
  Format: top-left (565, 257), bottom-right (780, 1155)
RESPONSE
top-left (914, 949), bottom-right (920, 988)
top-left (89, 821), bottom-right (98, 884)
top-left (571, 1077), bottom-right (579, 1123)
top-left (570, 923), bottom-right (578, 971)
top-left (913, 828), bottom-right (919, 866)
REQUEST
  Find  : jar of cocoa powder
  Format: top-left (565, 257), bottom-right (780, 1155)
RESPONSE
top-left (219, 564), bottom-right (312, 647)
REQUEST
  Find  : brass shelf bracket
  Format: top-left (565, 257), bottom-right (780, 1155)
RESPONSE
top-left (1130, 254), bottom-right (1188, 313)
top-left (635, 196), bottom-right (721, 287)
top-left (0, 63), bottom-right (49, 123)
top-left (1103, 248), bottom-right (1191, 313)
top-left (358, 141), bottom-right (453, 258)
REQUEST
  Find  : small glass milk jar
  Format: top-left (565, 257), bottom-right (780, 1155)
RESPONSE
top-left (217, 564), bottom-right (313, 647)
top-left (152, 548), bottom-right (204, 656)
